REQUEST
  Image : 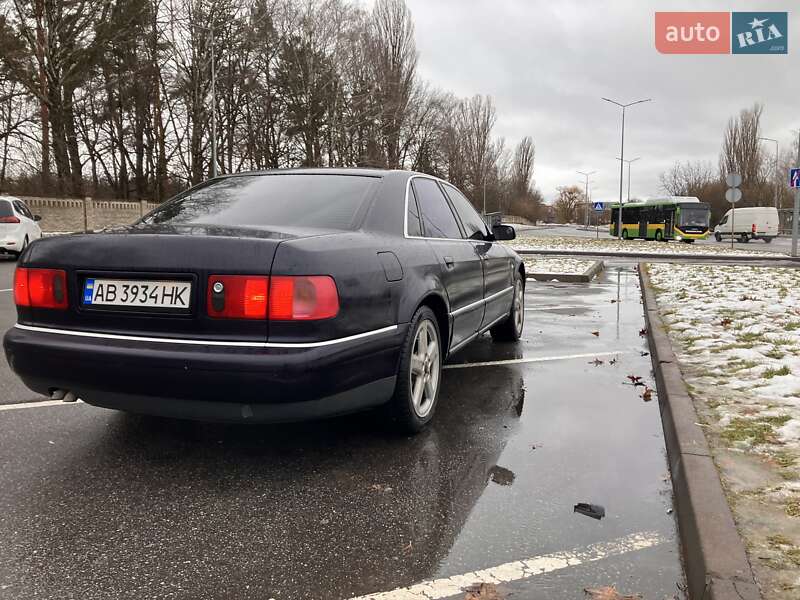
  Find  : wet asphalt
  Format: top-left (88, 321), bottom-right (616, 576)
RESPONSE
top-left (0, 259), bottom-right (685, 599)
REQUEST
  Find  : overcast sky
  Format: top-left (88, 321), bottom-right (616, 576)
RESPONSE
top-left (395, 0), bottom-right (798, 203)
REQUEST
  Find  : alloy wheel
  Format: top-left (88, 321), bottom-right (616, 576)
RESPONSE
top-left (409, 320), bottom-right (440, 418)
top-left (513, 282), bottom-right (524, 335)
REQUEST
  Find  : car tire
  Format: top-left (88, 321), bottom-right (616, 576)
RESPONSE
top-left (389, 305), bottom-right (442, 433)
top-left (763, 237), bottom-right (772, 244)
top-left (621, 229), bottom-right (629, 240)
top-left (714, 232), bottom-right (722, 242)
top-left (654, 229), bottom-right (663, 242)
top-left (491, 272), bottom-right (524, 342)
top-left (739, 233), bottom-right (750, 243)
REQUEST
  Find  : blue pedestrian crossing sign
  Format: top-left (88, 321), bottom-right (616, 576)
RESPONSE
top-left (592, 201), bottom-right (605, 212)
top-left (791, 168), bottom-right (800, 189)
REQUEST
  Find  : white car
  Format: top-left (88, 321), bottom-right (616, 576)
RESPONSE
top-left (0, 196), bottom-right (42, 258)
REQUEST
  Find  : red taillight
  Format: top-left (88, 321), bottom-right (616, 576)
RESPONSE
top-left (752, 223), bottom-right (757, 233)
top-left (207, 275), bottom-right (268, 319)
top-left (269, 276), bottom-right (339, 321)
top-left (0, 216), bottom-right (20, 224)
top-left (206, 275), bottom-right (339, 320)
top-left (14, 267), bottom-right (68, 309)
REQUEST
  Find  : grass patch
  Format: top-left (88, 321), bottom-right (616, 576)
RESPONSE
top-left (767, 534), bottom-right (793, 547)
top-left (784, 321), bottom-right (800, 331)
top-left (764, 348), bottom-right (786, 360)
top-left (763, 365), bottom-right (791, 379)
top-left (737, 331), bottom-right (764, 344)
top-left (787, 499), bottom-right (800, 518)
top-left (721, 416), bottom-right (790, 445)
top-left (787, 548), bottom-right (800, 566)
top-left (773, 451), bottom-right (797, 468)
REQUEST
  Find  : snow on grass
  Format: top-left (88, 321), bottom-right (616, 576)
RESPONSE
top-left (510, 235), bottom-right (785, 257)
top-left (649, 263), bottom-right (800, 588)
top-left (522, 256), bottom-right (595, 276)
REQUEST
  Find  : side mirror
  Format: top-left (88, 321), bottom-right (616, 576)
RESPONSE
top-left (33, 215), bottom-right (42, 222)
top-left (492, 224), bottom-right (516, 241)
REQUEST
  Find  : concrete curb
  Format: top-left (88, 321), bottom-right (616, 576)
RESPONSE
top-left (527, 260), bottom-right (604, 283)
top-left (639, 263), bottom-right (760, 600)
top-left (514, 248), bottom-right (800, 263)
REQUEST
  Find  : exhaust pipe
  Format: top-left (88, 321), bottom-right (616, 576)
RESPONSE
top-left (50, 389), bottom-right (78, 402)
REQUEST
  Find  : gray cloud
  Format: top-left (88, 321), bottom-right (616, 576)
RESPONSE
top-left (404, 0), bottom-right (798, 201)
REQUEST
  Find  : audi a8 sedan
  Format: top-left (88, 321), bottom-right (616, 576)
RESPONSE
top-left (4, 169), bottom-right (525, 432)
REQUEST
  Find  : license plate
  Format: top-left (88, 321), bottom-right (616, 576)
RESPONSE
top-left (83, 278), bottom-right (191, 310)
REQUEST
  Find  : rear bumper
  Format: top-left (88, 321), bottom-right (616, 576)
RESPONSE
top-left (4, 324), bottom-right (406, 423)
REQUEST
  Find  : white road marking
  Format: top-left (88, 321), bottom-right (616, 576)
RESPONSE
top-left (526, 304), bottom-right (603, 311)
top-left (0, 288), bottom-right (11, 292)
top-left (0, 399), bottom-right (83, 412)
top-left (444, 350), bottom-right (624, 370)
top-left (346, 530), bottom-right (666, 600)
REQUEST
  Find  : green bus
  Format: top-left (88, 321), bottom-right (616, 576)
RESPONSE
top-left (609, 197), bottom-right (711, 242)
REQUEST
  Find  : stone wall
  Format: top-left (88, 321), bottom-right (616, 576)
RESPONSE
top-left (16, 197), bottom-right (159, 233)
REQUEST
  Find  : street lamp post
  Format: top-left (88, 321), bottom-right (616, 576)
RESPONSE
top-left (616, 157), bottom-right (640, 202)
top-left (602, 97), bottom-right (652, 239)
top-left (758, 137), bottom-right (779, 209)
top-left (577, 170), bottom-right (596, 228)
top-left (211, 23), bottom-right (217, 178)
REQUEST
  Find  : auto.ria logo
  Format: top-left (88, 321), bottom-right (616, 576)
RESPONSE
top-left (655, 11), bottom-right (788, 54)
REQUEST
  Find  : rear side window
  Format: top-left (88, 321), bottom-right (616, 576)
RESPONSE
top-left (407, 191), bottom-right (423, 236)
top-left (0, 200), bottom-right (13, 218)
top-left (443, 185), bottom-right (488, 240)
top-left (142, 175), bottom-right (379, 231)
top-left (412, 178), bottom-right (462, 239)
top-left (13, 201), bottom-right (32, 219)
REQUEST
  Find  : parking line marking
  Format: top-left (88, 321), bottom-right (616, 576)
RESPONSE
top-left (0, 399), bottom-right (83, 412)
top-left (526, 304), bottom-right (602, 311)
top-left (444, 350), bottom-right (624, 370)
top-left (346, 530), bottom-right (666, 600)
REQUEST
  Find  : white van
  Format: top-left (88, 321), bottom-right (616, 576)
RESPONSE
top-left (713, 206), bottom-right (779, 243)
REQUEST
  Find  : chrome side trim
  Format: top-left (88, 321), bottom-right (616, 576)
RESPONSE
top-left (449, 296), bottom-right (484, 318)
top-left (449, 286), bottom-right (513, 318)
top-left (13, 323), bottom-right (399, 349)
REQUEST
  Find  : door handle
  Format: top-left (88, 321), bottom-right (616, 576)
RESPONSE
top-left (443, 256), bottom-right (455, 269)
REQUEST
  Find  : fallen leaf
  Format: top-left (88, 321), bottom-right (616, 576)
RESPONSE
top-left (591, 331), bottom-right (600, 337)
top-left (639, 328), bottom-right (648, 337)
top-left (609, 358), bottom-right (617, 365)
top-left (584, 586), bottom-right (642, 600)
top-left (720, 318), bottom-right (732, 327)
top-left (640, 351), bottom-right (649, 357)
top-left (642, 387), bottom-right (653, 402)
top-left (610, 299), bottom-right (617, 304)
top-left (401, 541), bottom-right (413, 555)
top-left (589, 358), bottom-right (604, 366)
top-left (626, 375), bottom-right (643, 384)
top-left (464, 583), bottom-right (503, 599)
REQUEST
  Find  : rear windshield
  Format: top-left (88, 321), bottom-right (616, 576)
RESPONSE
top-left (141, 174), bottom-right (379, 230)
top-left (0, 200), bottom-right (13, 217)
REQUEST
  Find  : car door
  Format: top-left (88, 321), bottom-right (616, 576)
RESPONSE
top-left (443, 184), bottom-right (514, 329)
top-left (411, 177), bottom-right (484, 350)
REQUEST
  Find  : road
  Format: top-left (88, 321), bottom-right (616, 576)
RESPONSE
top-left (516, 223), bottom-right (796, 254)
top-left (0, 259), bottom-right (685, 599)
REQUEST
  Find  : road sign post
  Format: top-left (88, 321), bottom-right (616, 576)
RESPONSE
top-left (725, 173), bottom-right (742, 249)
top-left (593, 202), bottom-right (604, 239)
top-left (791, 166), bottom-right (800, 257)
